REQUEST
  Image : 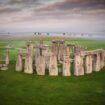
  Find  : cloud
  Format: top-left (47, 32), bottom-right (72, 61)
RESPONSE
top-left (8, 0), bottom-right (43, 6)
top-left (0, 6), bottom-right (21, 14)
top-left (0, 0), bottom-right (105, 34)
top-left (35, 0), bottom-right (105, 14)
top-left (0, 0), bottom-right (57, 15)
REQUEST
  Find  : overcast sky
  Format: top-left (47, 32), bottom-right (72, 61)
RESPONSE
top-left (0, 0), bottom-right (105, 35)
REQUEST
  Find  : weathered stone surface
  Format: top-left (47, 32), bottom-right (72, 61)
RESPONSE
top-left (1, 64), bottom-right (8, 70)
top-left (74, 46), bottom-right (84, 76)
top-left (49, 53), bottom-right (58, 76)
top-left (74, 55), bottom-right (84, 76)
top-left (85, 55), bottom-right (92, 74)
top-left (84, 49), bottom-right (105, 72)
top-left (1, 67), bottom-right (8, 70)
top-left (44, 53), bottom-right (50, 70)
top-left (35, 47), bottom-right (40, 66)
top-left (92, 54), bottom-right (97, 71)
top-left (74, 46), bottom-right (81, 55)
top-left (5, 50), bottom-right (10, 65)
top-left (24, 53), bottom-right (33, 74)
top-left (42, 45), bottom-right (49, 56)
top-left (94, 53), bottom-right (101, 72)
top-left (52, 40), bottom-right (59, 57)
top-left (42, 45), bottom-right (50, 69)
top-left (16, 51), bottom-right (23, 71)
top-left (58, 40), bottom-right (65, 61)
top-left (100, 51), bottom-right (105, 69)
top-left (2, 64), bottom-right (7, 66)
top-left (26, 41), bottom-right (34, 58)
top-left (36, 56), bottom-right (45, 75)
top-left (35, 44), bottom-right (48, 68)
top-left (65, 45), bottom-right (70, 56)
top-left (62, 55), bottom-right (71, 76)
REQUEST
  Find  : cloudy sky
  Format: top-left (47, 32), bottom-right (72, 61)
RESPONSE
top-left (0, 0), bottom-right (105, 35)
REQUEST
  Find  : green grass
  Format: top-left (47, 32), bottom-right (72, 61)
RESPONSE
top-left (0, 37), bottom-right (105, 105)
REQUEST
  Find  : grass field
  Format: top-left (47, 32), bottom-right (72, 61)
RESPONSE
top-left (0, 37), bottom-right (105, 105)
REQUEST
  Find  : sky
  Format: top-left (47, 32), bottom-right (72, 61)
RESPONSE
top-left (0, 0), bottom-right (105, 35)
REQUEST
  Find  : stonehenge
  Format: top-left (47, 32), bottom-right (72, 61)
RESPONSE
top-left (0, 37), bottom-right (104, 77)
top-left (14, 39), bottom-right (105, 76)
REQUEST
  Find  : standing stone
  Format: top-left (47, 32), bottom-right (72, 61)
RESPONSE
top-left (27, 41), bottom-right (34, 58)
top-left (52, 40), bottom-right (59, 58)
top-left (74, 46), bottom-right (84, 76)
top-left (24, 53), bottom-right (33, 74)
top-left (94, 53), bottom-right (101, 72)
top-left (92, 54), bottom-right (97, 71)
top-left (58, 40), bottom-right (65, 61)
top-left (42, 45), bottom-right (50, 69)
top-left (35, 47), bottom-right (40, 66)
top-left (62, 55), bottom-right (71, 76)
top-left (16, 50), bottom-right (23, 71)
top-left (45, 53), bottom-right (50, 69)
top-left (49, 53), bottom-right (58, 76)
top-left (5, 50), bottom-right (10, 65)
top-left (65, 45), bottom-right (70, 56)
top-left (36, 55), bottom-right (45, 75)
top-left (42, 45), bottom-right (48, 56)
top-left (74, 55), bottom-right (84, 76)
top-left (85, 55), bottom-right (92, 74)
top-left (100, 51), bottom-right (105, 69)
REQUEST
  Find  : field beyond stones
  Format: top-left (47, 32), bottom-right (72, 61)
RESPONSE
top-left (0, 37), bottom-right (105, 105)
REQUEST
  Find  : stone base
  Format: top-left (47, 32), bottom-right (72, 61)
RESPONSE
top-left (85, 71), bottom-right (92, 74)
top-left (50, 74), bottom-right (58, 76)
top-left (1, 67), bottom-right (8, 70)
top-left (24, 71), bottom-right (33, 74)
top-left (63, 73), bottom-right (71, 76)
top-left (16, 68), bottom-right (23, 72)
